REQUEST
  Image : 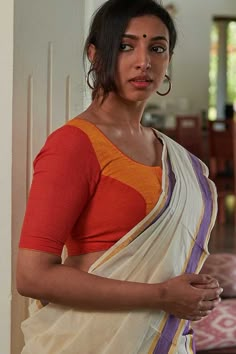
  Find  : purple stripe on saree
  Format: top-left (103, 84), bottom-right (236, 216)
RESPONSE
top-left (185, 154), bottom-right (213, 273)
top-left (153, 154), bottom-right (214, 354)
top-left (153, 315), bottom-right (179, 354)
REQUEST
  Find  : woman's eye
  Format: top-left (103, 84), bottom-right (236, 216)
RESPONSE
top-left (152, 46), bottom-right (166, 53)
top-left (119, 43), bottom-right (133, 51)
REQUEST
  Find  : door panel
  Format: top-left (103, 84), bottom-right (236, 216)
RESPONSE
top-left (12, 1), bottom-right (86, 352)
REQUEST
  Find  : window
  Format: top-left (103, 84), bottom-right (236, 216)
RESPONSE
top-left (208, 23), bottom-right (219, 120)
top-left (227, 22), bottom-right (236, 107)
top-left (208, 18), bottom-right (236, 121)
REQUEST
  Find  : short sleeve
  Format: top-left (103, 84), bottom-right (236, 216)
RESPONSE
top-left (19, 125), bottom-right (100, 256)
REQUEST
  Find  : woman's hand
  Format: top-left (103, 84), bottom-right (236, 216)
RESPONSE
top-left (158, 273), bottom-right (222, 321)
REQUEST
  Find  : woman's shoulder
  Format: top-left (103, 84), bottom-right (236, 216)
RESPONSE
top-left (66, 116), bottom-right (104, 142)
top-left (45, 117), bottom-right (97, 152)
top-left (34, 118), bottom-right (102, 171)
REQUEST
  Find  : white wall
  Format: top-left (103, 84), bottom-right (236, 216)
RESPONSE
top-left (149, 0), bottom-right (236, 115)
top-left (0, 0), bottom-right (13, 353)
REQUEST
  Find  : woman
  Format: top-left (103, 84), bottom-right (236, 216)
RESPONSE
top-left (17, 0), bottom-right (222, 353)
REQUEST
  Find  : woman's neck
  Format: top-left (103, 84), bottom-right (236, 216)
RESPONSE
top-left (87, 92), bottom-right (147, 132)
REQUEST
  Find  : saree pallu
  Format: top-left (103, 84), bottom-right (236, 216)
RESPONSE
top-left (21, 133), bottom-right (217, 354)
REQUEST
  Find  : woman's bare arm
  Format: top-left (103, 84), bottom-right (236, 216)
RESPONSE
top-left (16, 249), bottom-right (222, 321)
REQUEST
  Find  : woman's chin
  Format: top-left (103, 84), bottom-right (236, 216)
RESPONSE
top-left (120, 91), bottom-right (154, 103)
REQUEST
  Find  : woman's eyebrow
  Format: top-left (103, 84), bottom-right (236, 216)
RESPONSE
top-left (122, 34), bottom-right (168, 42)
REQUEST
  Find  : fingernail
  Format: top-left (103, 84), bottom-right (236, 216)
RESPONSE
top-left (217, 288), bottom-right (223, 295)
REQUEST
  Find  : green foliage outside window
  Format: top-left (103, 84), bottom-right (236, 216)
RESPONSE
top-left (208, 23), bottom-right (218, 120)
top-left (208, 20), bottom-right (236, 121)
top-left (227, 22), bottom-right (236, 105)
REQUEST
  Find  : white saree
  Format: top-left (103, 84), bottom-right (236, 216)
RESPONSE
top-left (21, 133), bottom-right (217, 354)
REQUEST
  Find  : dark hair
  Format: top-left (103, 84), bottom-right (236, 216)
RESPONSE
top-left (84, 0), bottom-right (177, 100)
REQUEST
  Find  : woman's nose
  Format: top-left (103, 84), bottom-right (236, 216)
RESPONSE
top-left (135, 51), bottom-right (151, 71)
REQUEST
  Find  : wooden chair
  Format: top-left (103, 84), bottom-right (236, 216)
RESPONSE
top-left (208, 119), bottom-right (236, 224)
top-left (175, 115), bottom-right (203, 158)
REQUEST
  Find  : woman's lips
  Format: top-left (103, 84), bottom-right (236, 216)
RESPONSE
top-left (129, 79), bottom-right (152, 88)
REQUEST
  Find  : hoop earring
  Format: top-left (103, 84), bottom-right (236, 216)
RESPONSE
top-left (86, 67), bottom-right (95, 90)
top-left (156, 74), bottom-right (172, 96)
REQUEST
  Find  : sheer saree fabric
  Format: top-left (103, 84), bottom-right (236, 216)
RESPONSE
top-left (21, 133), bottom-right (217, 354)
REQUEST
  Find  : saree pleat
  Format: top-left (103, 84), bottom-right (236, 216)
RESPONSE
top-left (21, 133), bottom-right (217, 354)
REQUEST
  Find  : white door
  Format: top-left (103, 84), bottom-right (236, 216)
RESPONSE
top-left (12, 1), bottom-right (88, 352)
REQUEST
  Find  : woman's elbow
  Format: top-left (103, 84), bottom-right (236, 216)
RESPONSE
top-left (16, 248), bottom-right (60, 299)
top-left (16, 267), bottom-right (39, 298)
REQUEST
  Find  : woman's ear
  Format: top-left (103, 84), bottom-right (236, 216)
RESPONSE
top-left (87, 44), bottom-right (96, 63)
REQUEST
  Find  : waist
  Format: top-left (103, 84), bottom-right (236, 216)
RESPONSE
top-left (63, 250), bottom-right (106, 272)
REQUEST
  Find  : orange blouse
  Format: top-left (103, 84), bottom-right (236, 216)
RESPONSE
top-left (19, 118), bottom-right (162, 256)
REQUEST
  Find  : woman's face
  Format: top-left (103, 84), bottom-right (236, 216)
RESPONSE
top-left (115, 15), bottom-right (170, 102)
